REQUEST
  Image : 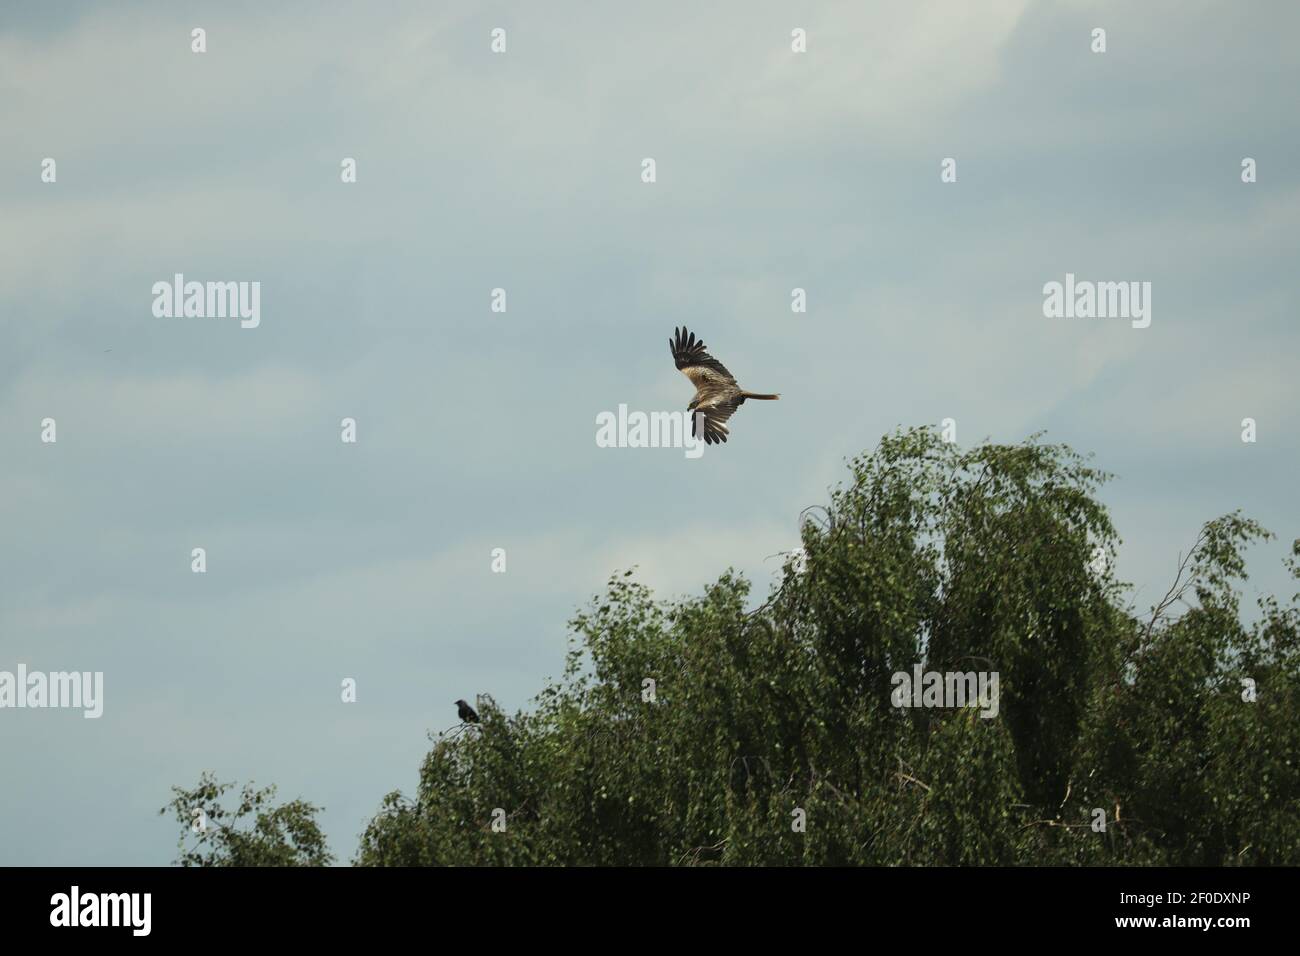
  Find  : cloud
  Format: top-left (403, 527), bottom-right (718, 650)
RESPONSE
top-left (1, 0), bottom-right (1297, 865)
top-left (2, 364), bottom-right (325, 447)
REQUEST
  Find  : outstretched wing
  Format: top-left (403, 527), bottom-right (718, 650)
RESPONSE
top-left (670, 326), bottom-right (736, 388)
top-left (691, 399), bottom-right (741, 445)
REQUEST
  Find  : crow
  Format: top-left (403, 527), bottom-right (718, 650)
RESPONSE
top-left (455, 699), bottom-right (480, 724)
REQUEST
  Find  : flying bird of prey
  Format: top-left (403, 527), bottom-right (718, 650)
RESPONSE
top-left (670, 326), bottom-right (779, 444)
top-left (455, 699), bottom-right (479, 724)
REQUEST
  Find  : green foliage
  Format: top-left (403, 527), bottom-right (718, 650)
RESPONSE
top-left (174, 429), bottom-right (1300, 865)
top-left (160, 771), bottom-right (333, 866)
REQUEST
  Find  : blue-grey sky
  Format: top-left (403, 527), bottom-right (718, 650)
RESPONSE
top-left (1, 0), bottom-right (1297, 865)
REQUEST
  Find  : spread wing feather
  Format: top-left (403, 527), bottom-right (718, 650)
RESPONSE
top-left (670, 326), bottom-right (735, 383)
top-left (692, 400), bottom-right (740, 445)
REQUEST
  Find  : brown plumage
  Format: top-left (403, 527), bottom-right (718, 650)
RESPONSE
top-left (670, 327), bottom-right (779, 444)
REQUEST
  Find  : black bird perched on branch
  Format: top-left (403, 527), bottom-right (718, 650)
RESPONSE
top-left (455, 699), bottom-right (479, 724)
top-left (670, 326), bottom-right (779, 444)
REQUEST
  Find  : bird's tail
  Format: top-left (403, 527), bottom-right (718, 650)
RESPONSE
top-left (740, 391), bottom-right (780, 400)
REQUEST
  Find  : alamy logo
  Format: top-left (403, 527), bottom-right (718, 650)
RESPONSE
top-left (596, 404), bottom-right (705, 459)
top-left (891, 666), bottom-right (1000, 718)
top-left (152, 273), bottom-right (261, 328)
top-left (0, 665), bottom-right (103, 718)
top-left (50, 886), bottom-right (151, 936)
top-left (1042, 272), bottom-right (1151, 328)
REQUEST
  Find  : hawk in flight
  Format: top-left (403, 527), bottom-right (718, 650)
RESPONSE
top-left (670, 327), bottom-right (779, 444)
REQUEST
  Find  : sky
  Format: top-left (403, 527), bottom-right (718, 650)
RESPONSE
top-left (1, 0), bottom-right (1297, 865)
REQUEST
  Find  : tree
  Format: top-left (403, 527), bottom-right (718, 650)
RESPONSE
top-left (160, 771), bottom-right (333, 866)
top-left (171, 429), bottom-right (1300, 865)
